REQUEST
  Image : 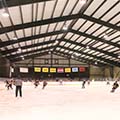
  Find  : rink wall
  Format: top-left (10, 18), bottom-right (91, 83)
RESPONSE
top-left (114, 67), bottom-right (120, 78)
top-left (0, 57), bottom-right (10, 77)
top-left (90, 66), bottom-right (104, 79)
top-left (89, 66), bottom-right (120, 80)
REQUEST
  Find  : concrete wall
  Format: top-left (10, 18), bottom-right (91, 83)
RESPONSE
top-left (104, 67), bottom-right (113, 78)
top-left (113, 67), bottom-right (120, 78)
top-left (15, 54), bottom-right (87, 67)
top-left (14, 55), bottom-right (120, 79)
top-left (89, 65), bottom-right (105, 80)
top-left (104, 66), bottom-right (120, 79)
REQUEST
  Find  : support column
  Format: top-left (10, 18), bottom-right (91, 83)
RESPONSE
top-left (88, 64), bottom-right (90, 79)
top-left (68, 57), bottom-right (71, 67)
top-left (110, 66), bottom-right (114, 79)
top-left (32, 57), bottom-right (34, 79)
top-left (50, 52), bottom-right (53, 67)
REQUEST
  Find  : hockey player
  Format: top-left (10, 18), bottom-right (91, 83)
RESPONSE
top-left (5, 80), bottom-right (10, 90)
top-left (59, 79), bottom-right (63, 85)
top-left (5, 79), bottom-right (13, 90)
top-left (82, 79), bottom-right (86, 89)
top-left (87, 79), bottom-right (90, 85)
top-left (111, 81), bottom-right (119, 92)
top-left (42, 80), bottom-right (48, 89)
top-left (34, 80), bottom-right (39, 88)
top-left (9, 79), bottom-right (13, 89)
top-left (106, 78), bottom-right (110, 85)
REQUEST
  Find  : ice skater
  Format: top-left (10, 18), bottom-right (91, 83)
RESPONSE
top-left (106, 79), bottom-right (110, 85)
top-left (82, 79), bottom-right (86, 89)
top-left (14, 78), bottom-right (23, 97)
top-left (59, 79), bottom-right (63, 85)
top-left (110, 81), bottom-right (119, 93)
top-left (87, 79), bottom-right (90, 85)
top-left (5, 80), bottom-right (10, 90)
top-left (42, 80), bottom-right (47, 89)
top-left (34, 80), bottom-right (39, 88)
top-left (9, 79), bottom-right (13, 89)
top-left (106, 81), bottom-right (110, 85)
top-left (5, 79), bottom-right (13, 90)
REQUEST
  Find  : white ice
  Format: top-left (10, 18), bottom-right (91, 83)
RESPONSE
top-left (0, 81), bottom-right (120, 120)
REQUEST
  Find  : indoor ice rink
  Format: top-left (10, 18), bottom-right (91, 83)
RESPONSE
top-left (0, 0), bottom-right (120, 120)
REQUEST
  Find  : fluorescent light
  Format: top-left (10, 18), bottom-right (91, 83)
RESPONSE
top-left (104, 35), bottom-right (108, 38)
top-left (18, 48), bottom-right (22, 52)
top-left (54, 40), bottom-right (59, 45)
top-left (95, 62), bottom-right (98, 65)
top-left (1, 10), bottom-right (9, 17)
top-left (21, 55), bottom-right (24, 57)
top-left (80, 0), bottom-right (87, 5)
top-left (103, 33), bottom-right (109, 40)
top-left (71, 55), bottom-right (74, 58)
top-left (48, 51), bottom-right (51, 54)
top-left (63, 24), bottom-right (68, 31)
top-left (22, 57), bottom-right (25, 60)
top-left (21, 56), bottom-right (24, 60)
top-left (75, 53), bottom-right (79, 56)
top-left (86, 46), bottom-right (90, 49)
top-left (13, 37), bottom-right (17, 40)
top-left (55, 40), bottom-right (59, 44)
top-left (118, 55), bottom-right (120, 58)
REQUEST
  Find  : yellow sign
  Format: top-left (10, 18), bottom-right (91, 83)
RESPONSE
top-left (34, 67), bottom-right (41, 72)
top-left (50, 68), bottom-right (56, 73)
top-left (42, 68), bottom-right (49, 72)
top-left (65, 68), bottom-right (71, 73)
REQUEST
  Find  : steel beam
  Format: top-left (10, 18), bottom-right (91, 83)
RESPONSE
top-left (0, 13), bottom-right (119, 35)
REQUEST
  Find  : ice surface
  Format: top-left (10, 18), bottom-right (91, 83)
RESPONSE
top-left (0, 81), bottom-right (120, 120)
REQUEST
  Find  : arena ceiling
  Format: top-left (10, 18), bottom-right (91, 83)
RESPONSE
top-left (0, 0), bottom-right (120, 67)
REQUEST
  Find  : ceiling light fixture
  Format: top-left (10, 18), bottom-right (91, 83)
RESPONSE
top-left (55, 40), bottom-right (59, 43)
top-left (1, 9), bottom-right (9, 17)
top-left (48, 51), bottom-right (51, 54)
top-left (21, 55), bottom-right (24, 60)
top-left (95, 61), bottom-right (98, 65)
top-left (18, 48), bottom-right (22, 52)
top-left (118, 55), bottom-right (120, 58)
top-left (71, 55), bottom-right (74, 58)
top-left (0, 0), bottom-right (9, 17)
top-left (63, 24), bottom-right (68, 31)
top-left (54, 40), bottom-right (59, 45)
top-left (80, 0), bottom-right (87, 5)
top-left (75, 53), bottom-right (79, 56)
top-left (103, 33), bottom-right (109, 40)
top-left (13, 37), bottom-right (17, 40)
top-left (22, 57), bottom-right (24, 60)
top-left (86, 46), bottom-right (90, 49)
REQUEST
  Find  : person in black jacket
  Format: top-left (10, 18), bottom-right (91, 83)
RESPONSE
top-left (42, 80), bottom-right (47, 89)
top-left (5, 80), bottom-right (10, 90)
top-left (111, 81), bottom-right (119, 92)
top-left (5, 79), bottom-right (13, 90)
top-left (82, 79), bottom-right (86, 89)
top-left (34, 80), bottom-right (39, 88)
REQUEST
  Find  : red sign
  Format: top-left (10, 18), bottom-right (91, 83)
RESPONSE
top-left (57, 68), bottom-right (64, 73)
top-left (79, 67), bottom-right (85, 72)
